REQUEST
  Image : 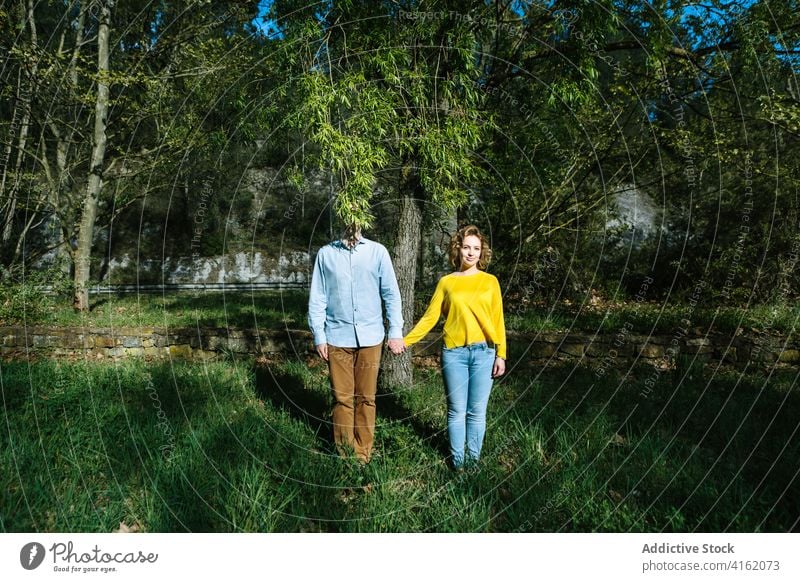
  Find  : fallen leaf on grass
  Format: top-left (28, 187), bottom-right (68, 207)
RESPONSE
top-left (608, 489), bottom-right (624, 503)
top-left (609, 433), bottom-right (628, 446)
top-left (113, 521), bottom-right (141, 533)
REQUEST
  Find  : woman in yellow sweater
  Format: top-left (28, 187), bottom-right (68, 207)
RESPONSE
top-left (404, 224), bottom-right (506, 469)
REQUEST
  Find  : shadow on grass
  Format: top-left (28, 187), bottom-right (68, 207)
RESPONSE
top-left (144, 408), bottom-right (349, 532)
top-left (253, 362), bottom-right (334, 450)
top-left (376, 386), bottom-right (450, 459)
top-left (496, 363), bottom-right (800, 530)
top-left (251, 360), bottom-right (450, 460)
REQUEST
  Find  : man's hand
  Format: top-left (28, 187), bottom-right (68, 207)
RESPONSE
top-left (492, 357), bottom-right (506, 378)
top-left (316, 343), bottom-right (329, 361)
top-left (387, 338), bottom-right (405, 355)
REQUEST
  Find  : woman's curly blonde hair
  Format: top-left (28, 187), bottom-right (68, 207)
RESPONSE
top-left (449, 224), bottom-right (492, 270)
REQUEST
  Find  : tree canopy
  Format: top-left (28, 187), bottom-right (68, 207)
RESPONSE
top-left (1, 0), bottom-right (798, 310)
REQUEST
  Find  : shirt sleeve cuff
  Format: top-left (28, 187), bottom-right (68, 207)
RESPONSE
top-left (312, 331), bottom-right (327, 345)
top-left (388, 326), bottom-right (404, 339)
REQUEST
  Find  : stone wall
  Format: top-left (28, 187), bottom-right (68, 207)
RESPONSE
top-left (1, 326), bottom-right (798, 368)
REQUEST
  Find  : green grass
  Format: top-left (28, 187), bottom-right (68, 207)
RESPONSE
top-left (6, 291), bottom-right (798, 337)
top-left (506, 302), bottom-right (800, 336)
top-left (7, 290), bottom-right (309, 329)
top-left (1, 358), bottom-right (798, 532)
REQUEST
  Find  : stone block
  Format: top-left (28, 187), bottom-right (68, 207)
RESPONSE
top-left (683, 343), bottom-right (713, 355)
top-left (227, 338), bottom-right (253, 353)
top-left (95, 336), bottom-right (115, 348)
top-left (639, 343), bottom-right (665, 359)
top-left (778, 349), bottom-right (800, 364)
top-left (721, 347), bottom-right (737, 363)
top-left (559, 342), bottom-right (584, 357)
top-left (195, 350), bottom-right (218, 361)
top-left (144, 347), bottom-right (165, 359)
top-left (205, 335), bottom-right (227, 351)
top-left (125, 347), bottom-right (145, 358)
top-left (168, 344), bottom-right (193, 359)
top-left (587, 342), bottom-right (634, 358)
top-left (64, 334), bottom-right (94, 349)
top-left (122, 337), bottom-right (142, 348)
top-left (528, 342), bottom-right (557, 358)
top-left (33, 335), bottom-right (54, 348)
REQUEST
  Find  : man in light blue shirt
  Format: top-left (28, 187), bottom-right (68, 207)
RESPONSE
top-left (308, 226), bottom-right (405, 463)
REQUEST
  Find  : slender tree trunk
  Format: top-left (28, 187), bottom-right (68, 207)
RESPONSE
top-left (0, 69), bottom-right (24, 243)
top-left (1, 0), bottom-right (37, 245)
top-left (46, 2), bottom-right (88, 275)
top-left (380, 168), bottom-right (423, 389)
top-left (73, 0), bottom-right (112, 311)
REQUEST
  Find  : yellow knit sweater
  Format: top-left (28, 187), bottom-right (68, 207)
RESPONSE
top-left (404, 271), bottom-right (506, 359)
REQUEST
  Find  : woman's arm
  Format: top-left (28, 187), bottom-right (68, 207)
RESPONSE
top-left (403, 278), bottom-right (446, 346)
top-left (490, 275), bottom-right (506, 359)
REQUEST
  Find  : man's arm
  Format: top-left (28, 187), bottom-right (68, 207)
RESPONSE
top-left (308, 250), bottom-right (329, 360)
top-left (378, 246), bottom-right (404, 354)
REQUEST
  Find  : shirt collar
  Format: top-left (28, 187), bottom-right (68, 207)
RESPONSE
top-left (334, 236), bottom-right (369, 250)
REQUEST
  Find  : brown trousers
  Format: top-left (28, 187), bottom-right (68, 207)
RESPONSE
top-left (328, 343), bottom-right (382, 463)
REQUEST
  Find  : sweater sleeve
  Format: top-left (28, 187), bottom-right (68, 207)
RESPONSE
top-left (403, 278), bottom-right (446, 346)
top-left (491, 275), bottom-right (507, 359)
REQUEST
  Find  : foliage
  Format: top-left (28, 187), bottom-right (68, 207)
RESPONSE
top-left (1, 1), bottom-right (799, 305)
top-left (0, 265), bottom-right (71, 324)
top-left (273, 0), bottom-right (488, 229)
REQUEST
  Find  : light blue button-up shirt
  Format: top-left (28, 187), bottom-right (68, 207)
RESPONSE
top-left (308, 237), bottom-right (403, 347)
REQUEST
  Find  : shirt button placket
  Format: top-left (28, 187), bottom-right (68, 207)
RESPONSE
top-left (350, 247), bottom-right (358, 341)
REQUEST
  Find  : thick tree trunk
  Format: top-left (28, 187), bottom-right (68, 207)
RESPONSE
top-left (421, 206), bottom-right (457, 282)
top-left (380, 178), bottom-right (423, 389)
top-left (73, 1), bottom-right (112, 311)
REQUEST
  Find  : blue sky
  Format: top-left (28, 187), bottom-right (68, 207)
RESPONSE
top-left (252, 0), bottom-right (281, 38)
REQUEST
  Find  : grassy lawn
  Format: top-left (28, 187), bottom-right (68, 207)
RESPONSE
top-left (1, 358), bottom-right (797, 532)
top-left (5, 290), bottom-right (798, 336)
top-left (9, 291), bottom-right (310, 329)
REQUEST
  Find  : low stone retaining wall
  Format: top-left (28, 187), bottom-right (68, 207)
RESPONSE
top-left (1, 326), bottom-right (798, 368)
top-left (0, 327), bottom-right (303, 362)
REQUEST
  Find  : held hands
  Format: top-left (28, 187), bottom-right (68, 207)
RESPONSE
top-left (387, 338), bottom-right (406, 355)
top-left (492, 356), bottom-right (506, 378)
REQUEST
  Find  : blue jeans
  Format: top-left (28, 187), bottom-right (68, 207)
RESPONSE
top-left (441, 342), bottom-right (495, 468)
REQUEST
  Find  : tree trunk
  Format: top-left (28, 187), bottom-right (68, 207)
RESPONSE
top-left (421, 205), bottom-right (457, 282)
top-left (46, 2), bottom-right (88, 276)
top-left (1, 0), bottom-right (37, 245)
top-left (73, 0), bottom-right (112, 311)
top-left (380, 173), bottom-right (423, 389)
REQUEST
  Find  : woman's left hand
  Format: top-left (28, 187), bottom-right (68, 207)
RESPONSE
top-left (492, 357), bottom-right (506, 378)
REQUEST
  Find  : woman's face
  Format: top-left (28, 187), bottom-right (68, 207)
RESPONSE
top-left (460, 235), bottom-right (482, 269)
